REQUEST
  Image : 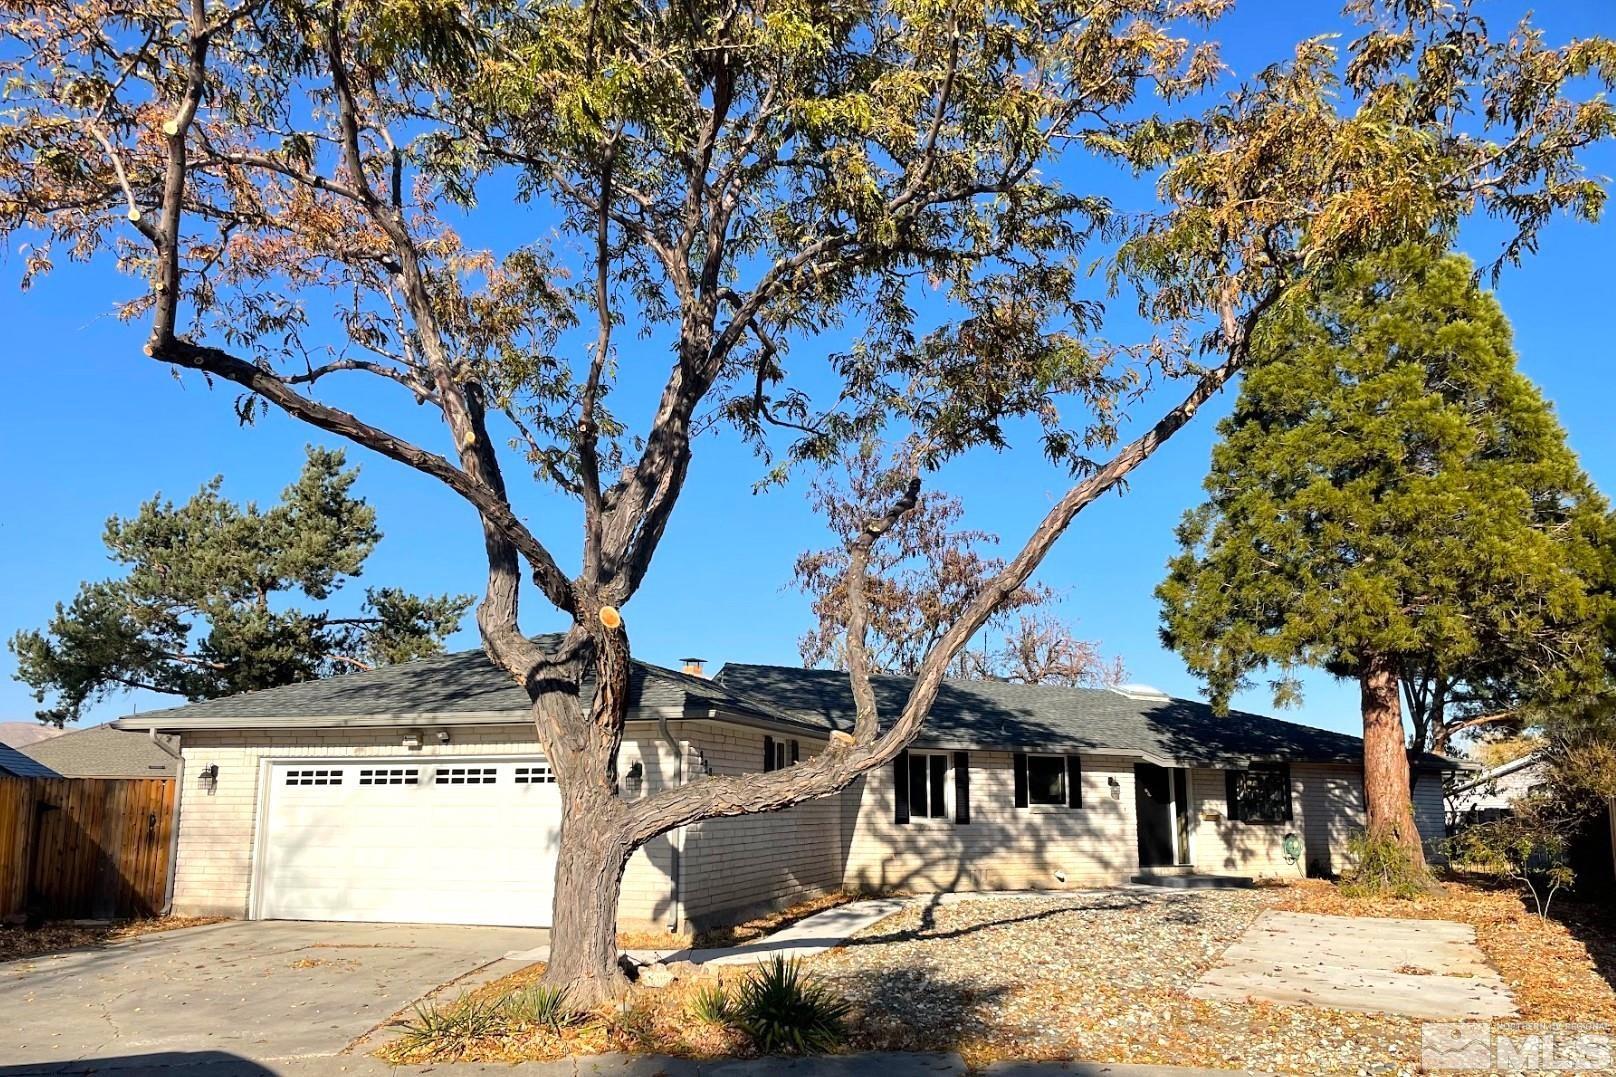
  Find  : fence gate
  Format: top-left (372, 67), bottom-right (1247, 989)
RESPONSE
top-left (0, 777), bottom-right (176, 921)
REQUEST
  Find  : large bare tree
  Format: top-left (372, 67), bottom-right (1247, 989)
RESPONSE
top-left (2, 0), bottom-right (1611, 998)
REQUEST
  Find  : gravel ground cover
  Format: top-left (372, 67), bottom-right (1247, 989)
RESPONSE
top-left (811, 887), bottom-right (1433, 1073)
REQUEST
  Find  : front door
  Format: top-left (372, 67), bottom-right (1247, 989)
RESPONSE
top-left (1135, 763), bottom-right (1176, 869)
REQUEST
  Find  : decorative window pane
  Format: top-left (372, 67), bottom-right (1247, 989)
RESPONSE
top-left (514, 765), bottom-right (556, 784)
top-left (358, 768), bottom-right (419, 786)
top-left (1027, 755), bottom-right (1066, 806)
top-left (1232, 765), bottom-right (1291, 823)
top-left (285, 768), bottom-right (343, 786)
top-left (434, 766), bottom-right (498, 785)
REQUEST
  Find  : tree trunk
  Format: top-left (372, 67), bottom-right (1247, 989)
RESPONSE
top-left (543, 787), bottom-right (634, 1005)
top-left (1360, 654), bottom-right (1428, 872)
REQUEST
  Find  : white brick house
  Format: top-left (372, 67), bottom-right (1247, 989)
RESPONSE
top-left (115, 649), bottom-right (1456, 933)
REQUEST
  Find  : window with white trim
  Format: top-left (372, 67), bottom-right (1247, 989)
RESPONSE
top-left (285, 768), bottom-right (343, 786)
top-left (906, 751), bottom-right (950, 819)
top-left (358, 767), bottom-right (419, 785)
top-left (434, 766), bottom-right (497, 785)
top-left (1026, 754), bottom-right (1067, 807)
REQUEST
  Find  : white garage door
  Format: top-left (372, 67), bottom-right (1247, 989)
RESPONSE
top-left (256, 758), bottom-right (560, 927)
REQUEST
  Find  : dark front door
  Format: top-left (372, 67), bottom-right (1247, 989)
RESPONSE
top-left (1135, 763), bottom-right (1176, 868)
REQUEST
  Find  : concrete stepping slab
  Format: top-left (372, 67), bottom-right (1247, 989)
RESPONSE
top-left (1191, 910), bottom-right (1516, 1020)
top-left (628, 898), bottom-right (910, 968)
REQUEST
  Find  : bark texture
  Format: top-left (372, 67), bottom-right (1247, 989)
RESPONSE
top-left (1360, 654), bottom-right (1428, 871)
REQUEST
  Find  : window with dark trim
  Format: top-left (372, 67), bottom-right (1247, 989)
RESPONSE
top-left (1226, 764), bottom-right (1292, 824)
top-left (762, 736), bottom-right (801, 772)
top-left (1026, 754), bottom-right (1067, 807)
top-left (906, 751), bottom-right (950, 819)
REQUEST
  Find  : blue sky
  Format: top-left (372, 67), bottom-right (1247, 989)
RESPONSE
top-left (1, 0), bottom-right (1612, 739)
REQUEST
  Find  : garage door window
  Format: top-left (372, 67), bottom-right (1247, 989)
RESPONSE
top-left (514, 765), bottom-right (555, 784)
top-left (435, 766), bottom-right (497, 785)
top-left (285, 768), bottom-right (343, 786)
top-left (359, 767), bottom-right (419, 785)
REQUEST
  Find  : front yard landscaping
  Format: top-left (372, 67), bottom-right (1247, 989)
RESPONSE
top-left (378, 879), bottom-right (1616, 1075)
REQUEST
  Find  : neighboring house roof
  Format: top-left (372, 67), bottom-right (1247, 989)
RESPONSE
top-left (1448, 752), bottom-right (1546, 812)
top-left (113, 644), bottom-right (808, 733)
top-left (715, 664), bottom-right (1464, 770)
top-left (0, 741), bottom-right (61, 778)
top-left (18, 723), bottom-right (178, 778)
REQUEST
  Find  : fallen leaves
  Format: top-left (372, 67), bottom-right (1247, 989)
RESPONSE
top-left (0, 916), bottom-right (222, 964)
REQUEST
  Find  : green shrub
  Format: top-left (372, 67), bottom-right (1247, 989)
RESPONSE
top-left (730, 956), bottom-right (850, 1054)
top-left (1445, 803), bottom-right (1575, 918)
top-left (1340, 830), bottom-right (1433, 900)
top-left (392, 993), bottom-right (506, 1058)
top-left (501, 983), bottom-right (575, 1029)
top-left (688, 982), bottom-right (731, 1025)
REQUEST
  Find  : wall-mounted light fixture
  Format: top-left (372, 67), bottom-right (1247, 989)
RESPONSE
top-left (402, 731), bottom-right (423, 751)
top-left (623, 761), bottom-right (645, 797)
top-left (435, 729), bottom-right (451, 745)
top-left (199, 763), bottom-right (220, 791)
top-left (1108, 775), bottom-right (1121, 799)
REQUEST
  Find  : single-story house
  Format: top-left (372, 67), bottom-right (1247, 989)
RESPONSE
top-left (18, 723), bottom-right (179, 779)
top-left (113, 648), bottom-right (1459, 933)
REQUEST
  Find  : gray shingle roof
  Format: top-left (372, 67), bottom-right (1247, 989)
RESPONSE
top-left (714, 664), bottom-right (1459, 769)
top-left (114, 644), bottom-right (808, 732)
top-left (0, 742), bottom-right (61, 778)
top-left (19, 724), bottom-right (178, 778)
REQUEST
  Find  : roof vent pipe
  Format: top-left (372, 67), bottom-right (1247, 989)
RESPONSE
top-left (681, 657), bottom-right (707, 678)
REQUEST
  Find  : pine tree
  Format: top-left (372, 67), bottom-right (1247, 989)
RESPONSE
top-left (1158, 244), bottom-right (1613, 872)
top-left (11, 447), bottom-right (474, 725)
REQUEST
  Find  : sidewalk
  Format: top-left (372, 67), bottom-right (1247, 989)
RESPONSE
top-left (625, 898), bottom-right (910, 968)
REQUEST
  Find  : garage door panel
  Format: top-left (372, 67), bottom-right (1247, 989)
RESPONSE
top-left (257, 758), bottom-right (558, 927)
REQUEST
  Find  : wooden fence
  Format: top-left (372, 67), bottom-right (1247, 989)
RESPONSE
top-left (0, 777), bottom-right (176, 921)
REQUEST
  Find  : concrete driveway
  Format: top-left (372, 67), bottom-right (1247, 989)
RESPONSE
top-left (0, 920), bottom-right (548, 1071)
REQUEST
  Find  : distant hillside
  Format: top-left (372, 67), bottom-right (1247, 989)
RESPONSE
top-left (0, 722), bottom-right (66, 748)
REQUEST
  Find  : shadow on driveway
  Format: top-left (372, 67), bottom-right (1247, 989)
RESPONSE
top-left (0, 921), bottom-right (548, 1067)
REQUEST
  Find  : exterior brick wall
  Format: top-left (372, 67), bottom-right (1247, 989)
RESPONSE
top-left (673, 721), bottom-right (849, 930)
top-left (841, 751), bottom-right (1141, 891)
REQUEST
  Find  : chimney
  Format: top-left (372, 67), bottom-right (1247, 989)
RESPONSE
top-left (681, 657), bottom-right (707, 678)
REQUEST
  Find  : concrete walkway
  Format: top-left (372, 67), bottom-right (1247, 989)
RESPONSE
top-left (625, 898), bottom-right (910, 968)
top-left (1191, 910), bottom-right (1517, 1020)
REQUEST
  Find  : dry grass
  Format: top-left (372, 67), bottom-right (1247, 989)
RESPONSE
top-left (378, 960), bottom-right (752, 1065)
top-left (0, 916), bottom-right (223, 963)
top-left (1269, 874), bottom-right (1616, 1029)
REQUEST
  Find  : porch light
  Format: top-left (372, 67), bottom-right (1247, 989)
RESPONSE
top-left (623, 761), bottom-right (645, 796)
top-left (1108, 775), bottom-right (1121, 799)
top-left (199, 763), bottom-right (219, 791)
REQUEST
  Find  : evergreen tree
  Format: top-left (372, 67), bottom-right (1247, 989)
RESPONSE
top-left (1158, 245), bottom-right (1613, 871)
top-left (11, 448), bottom-right (474, 725)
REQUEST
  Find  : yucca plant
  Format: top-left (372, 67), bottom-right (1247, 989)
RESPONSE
top-left (392, 993), bottom-right (506, 1058)
top-left (731, 956), bottom-right (850, 1054)
top-left (688, 982), bottom-right (731, 1025)
top-left (501, 983), bottom-right (575, 1031)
